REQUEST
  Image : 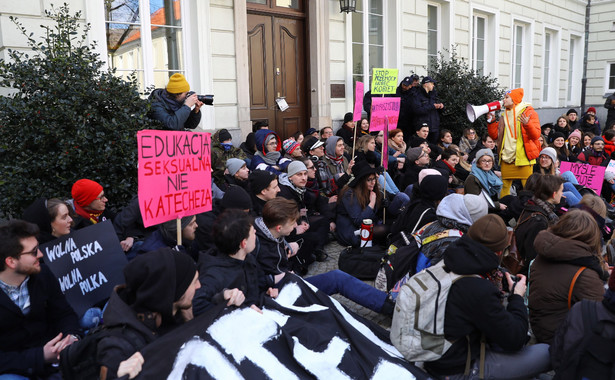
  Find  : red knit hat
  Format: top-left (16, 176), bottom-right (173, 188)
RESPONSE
top-left (72, 179), bottom-right (103, 207)
top-left (508, 88), bottom-right (524, 105)
top-left (587, 107), bottom-right (597, 114)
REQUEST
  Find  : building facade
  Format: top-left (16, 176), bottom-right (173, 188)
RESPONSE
top-left (1, 0), bottom-right (613, 139)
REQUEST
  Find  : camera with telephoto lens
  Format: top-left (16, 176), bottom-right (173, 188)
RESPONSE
top-left (187, 91), bottom-right (214, 106)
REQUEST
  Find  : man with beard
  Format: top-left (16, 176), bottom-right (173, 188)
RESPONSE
top-left (0, 220), bottom-right (81, 378)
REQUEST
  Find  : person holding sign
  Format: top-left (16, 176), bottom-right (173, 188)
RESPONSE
top-left (148, 73), bottom-right (203, 131)
top-left (0, 220), bottom-right (82, 378)
top-left (487, 88), bottom-right (542, 197)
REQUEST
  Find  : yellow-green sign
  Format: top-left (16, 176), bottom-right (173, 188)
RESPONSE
top-left (371, 68), bottom-right (398, 94)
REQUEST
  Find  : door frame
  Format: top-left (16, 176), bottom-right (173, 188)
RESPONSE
top-left (235, 1), bottom-right (326, 140)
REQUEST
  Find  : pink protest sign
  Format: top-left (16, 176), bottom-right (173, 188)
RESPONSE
top-left (137, 130), bottom-right (212, 227)
top-left (370, 97), bottom-right (400, 132)
top-left (353, 81), bottom-right (364, 122)
top-left (560, 161), bottom-right (605, 195)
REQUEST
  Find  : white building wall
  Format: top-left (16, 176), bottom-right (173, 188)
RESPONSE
top-left (587, 0), bottom-right (615, 122)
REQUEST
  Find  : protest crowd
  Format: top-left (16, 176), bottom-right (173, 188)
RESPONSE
top-left (3, 71), bottom-right (615, 380)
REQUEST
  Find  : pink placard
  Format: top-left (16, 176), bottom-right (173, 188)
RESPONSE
top-left (370, 97), bottom-right (400, 132)
top-left (353, 81), bottom-right (364, 122)
top-left (560, 161), bottom-right (605, 195)
top-left (137, 130), bottom-right (212, 227)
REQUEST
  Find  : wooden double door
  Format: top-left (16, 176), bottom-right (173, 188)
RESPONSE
top-left (247, 10), bottom-right (307, 139)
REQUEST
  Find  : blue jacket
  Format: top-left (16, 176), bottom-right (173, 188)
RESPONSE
top-left (249, 129), bottom-right (290, 174)
top-left (335, 188), bottom-right (378, 247)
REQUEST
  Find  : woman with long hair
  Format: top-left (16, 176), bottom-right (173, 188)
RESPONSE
top-left (336, 161), bottom-right (384, 247)
top-left (22, 198), bottom-right (74, 244)
top-left (514, 174), bottom-right (565, 275)
top-left (553, 115), bottom-right (571, 138)
top-left (458, 127), bottom-right (479, 154)
top-left (438, 129), bottom-right (453, 150)
top-left (550, 132), bottom-right (572, 162)
top-left (357, 117), bottom-right (371, 137)
top-left (388, 128), bottom-right (407, 169)
top-left (529, 209), bottom-right (609, 344)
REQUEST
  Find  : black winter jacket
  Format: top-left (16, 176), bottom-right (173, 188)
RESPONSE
top-left (0, 265), bottom-right (81, 377)
top-left (253, 217), bottom-right (292, 276)
top-left (425, 235), bottom-right (529, 376)
top-left (193, 248), bottom-right (271, 316)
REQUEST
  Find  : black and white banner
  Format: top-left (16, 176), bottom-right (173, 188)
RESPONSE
top-left (139, 275), bottom-right (429, 379)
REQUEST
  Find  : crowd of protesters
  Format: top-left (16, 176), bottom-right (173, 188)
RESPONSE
top-left (2, 72), bottom-right (615, 379)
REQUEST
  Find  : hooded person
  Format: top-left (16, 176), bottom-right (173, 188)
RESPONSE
top-left (211, 129), bottom-right (247, 187)
top-left (414, 192), bottom-right (489, 270)
top-left (249, 129), bottom-right (291, 175)
top-left (390, 169), bottom-right (449, 237)
top-left (96, 248), bottom-right (200, 379)
top-left (487, 88), bottom-right (542, 197)
top-left (71, 179), bottom-right (115, 229)
top-left (148, 73), bottom-right (203, 131)
top-left (421, 214), bottom-right (550, 378)
top-left (320, 136), bottom-right (352, 196)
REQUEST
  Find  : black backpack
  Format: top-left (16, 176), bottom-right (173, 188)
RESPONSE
top-left (60, 324), bottom-right (147, 380)
top-left (573, 300), bottom-right (615, 380)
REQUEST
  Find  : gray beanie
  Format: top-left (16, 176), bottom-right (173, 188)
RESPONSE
top-left (539, 147), bottom-right (557, 164)
top-left (226, 158), bottom-right (246, 176)
top-left (287, 161), bottom-right (308, 178)
top-left (463, 194), bottom-right (488, 223)
top-left (474, 148), bottom-right (494, 164)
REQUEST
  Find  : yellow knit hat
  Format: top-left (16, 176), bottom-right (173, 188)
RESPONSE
top-left (166, 73), bottom-right (190, 94)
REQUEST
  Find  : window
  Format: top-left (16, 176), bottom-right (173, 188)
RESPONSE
top-left (427, 4), bottom-right (439, 72)
top-left (473, 15), bottom-right (486, 76)
top-left (512, 25), bottom-right (524, 88)
top-left (608, 63), bottom-right (615, 91)
top-left (352, 0), bottom-right (384, 88)
top-left (542, 33), bottom-right (551, 102)
top-left (105, 0), bottom-right (185, 91)
top-left (568, 35), bottom-right (581, 103)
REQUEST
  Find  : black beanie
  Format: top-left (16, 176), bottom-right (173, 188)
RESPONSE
top-left (409, 137), bottom-right (428, 148)
top-left (343, 112), bottom-right (354, 124)
top-left (419, 174), bottom-right (449, 201)
top-left (221, 185), bottom-right (253, 210)
top-left (566, 108), bottom-right (578, 116)
top-left (124, 248), bottom-right (196, 320)
top-left (551, 131), bottom-right (565, 141)
top-left (218, 129), bottom-right (232, 142)
top-left (249, 170), bottom-right (277, 195)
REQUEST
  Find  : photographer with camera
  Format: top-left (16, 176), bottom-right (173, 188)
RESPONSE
top-left (149, 73), bottom-right (212, 131)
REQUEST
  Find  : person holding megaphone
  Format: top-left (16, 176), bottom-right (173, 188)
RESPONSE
top-left (486, 88), bottom-right (541, 197)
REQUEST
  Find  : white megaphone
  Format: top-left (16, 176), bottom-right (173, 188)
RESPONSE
top-left (466, 100), bottom-right (503, 122)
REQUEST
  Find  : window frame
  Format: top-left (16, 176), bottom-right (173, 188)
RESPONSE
top-left (426, 3), bottom-right (441, 72)
top-left (99, 0), bottom-right (193, 92)
top-left (510, 17), bottom-right (533, 98)
top-left (470, 5), bottom-right (499, 78)
top-left (349, 0), bottom-right (388, 90)
top-left (606, 62), bottom-right (615, 93)
top-left (541, 26), bottom-right (560, 106)
top-left (567, 33), bottom-right (583, 105)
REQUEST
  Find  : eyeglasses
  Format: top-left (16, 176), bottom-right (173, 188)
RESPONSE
top-left (96, 194), bottom-right (107, 201)
top-left (306, 165), bottom-right (315, 170)
top-left (539, 156), bottom-right (552, 160)
top-left (478, 159), bottom-right (493, 164)
top-left (21, 244), bottom-right (39, 257)
top-left (468, 131), bottom-right (476, 135)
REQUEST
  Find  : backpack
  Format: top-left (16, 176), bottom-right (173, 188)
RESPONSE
top-left (573, 300), bottom-right (615, 379)
top-left (60, 323), bottom-right (147, 380)
top-left (374, 223), bottom-right (461, 293)
top-left (390, 260), bottom-right (478, 363)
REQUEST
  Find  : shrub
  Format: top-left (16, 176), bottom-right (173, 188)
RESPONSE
top-left (0, 4), bottom-right (160, 217)
top-left (428, 47), bottom-right (505, 141)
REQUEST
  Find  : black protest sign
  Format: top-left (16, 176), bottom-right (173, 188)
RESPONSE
top-left (138, 275), bottom-right (429, 379)
top-left (40, 221), bottom-right (127, 316)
